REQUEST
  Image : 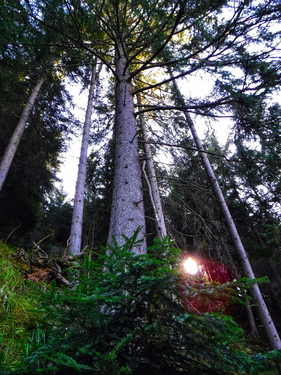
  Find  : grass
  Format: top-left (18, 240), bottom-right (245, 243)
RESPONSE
top-left (0, 241), bottom-right (41, 367)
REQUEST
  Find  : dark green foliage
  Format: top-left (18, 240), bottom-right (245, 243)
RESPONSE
top-left (83, 139), bottom-right (114, 250)
top-left (38, 187), bottom-right (73, 247)
top-left (0, 76), bottom-right (69, 240)
top-left (0, 0), bottom-right (75, 242)
top-left (213, 101), bottom-right (281, 260)
top-left (2, 231), bottom-right (280, 375)
top-left (162, 132), bottom-right (237, 272)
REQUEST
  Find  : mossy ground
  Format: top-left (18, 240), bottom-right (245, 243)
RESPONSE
top-left (0, 239), bottom-right (279, 374)
top-left (0, 241), bottom-right (41, 366)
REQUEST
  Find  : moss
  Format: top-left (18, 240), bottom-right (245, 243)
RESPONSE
top-left (0, 241), bottom-right (16, 261)
top-left (0, 242), bottom-right (42, 366)
top-left (0, 241), bottom-right (30, 271)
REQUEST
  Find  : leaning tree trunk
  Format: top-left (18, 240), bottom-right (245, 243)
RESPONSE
top-left (0, 78), bottom-right (44, 192)
top-left (107, 37), bottom-right (146, 254)
top-left (171, 78), bottom-right (281, 359)
top-left (137, 93), bottom-right (167, 239)
top-left (68, 61), bottom-right (97, 256)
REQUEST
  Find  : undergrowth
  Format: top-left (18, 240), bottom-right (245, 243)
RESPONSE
top-left (0, 233), bottom-right (280, 374)
top-left (0, 242), bottom-right (42, 369)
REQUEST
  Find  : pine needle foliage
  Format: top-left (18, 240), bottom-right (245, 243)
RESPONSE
top-left (3, 231), bottom-right (281, 374)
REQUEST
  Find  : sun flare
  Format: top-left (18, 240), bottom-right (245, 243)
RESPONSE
top-left (183, 257), bottom-right (198, 275)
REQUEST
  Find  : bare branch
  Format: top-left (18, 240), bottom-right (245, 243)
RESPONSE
top-left (139, 140), bottom-right (232, 161)
top-left (134, 96), bottom-right (232, 116)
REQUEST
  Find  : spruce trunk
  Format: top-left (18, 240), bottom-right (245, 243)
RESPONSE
top-left (137, 94), bottom-right (167, 239)
top-left (172, 78), bottom-right (281, 355)
top-left (108, 38), bottom-right (146, 253)
top-left (68, 61), bottom-right (97, 255)
top-left (0, 78), bottom-right (44, 192)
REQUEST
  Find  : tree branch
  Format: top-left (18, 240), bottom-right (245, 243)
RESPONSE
top-left (134, 96), bottom-right (232, 116)
top-left (129, 0), bottom-right (186, 80)
top-left (24, 3), bottom-right (118, 79)
top-left (139, 140), bottom-right (232, 161)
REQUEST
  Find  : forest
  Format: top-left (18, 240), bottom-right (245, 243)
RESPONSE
top-left (1, 0), bottom-right (281, 373)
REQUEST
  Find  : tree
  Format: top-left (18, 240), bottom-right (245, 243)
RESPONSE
top-left (107, 35), bottom-right (147, 252)
top-left (26, 0), bottom-right (238, 252)
top-left (0, 77), bottom-right (44, 192)
top-left (68, 60), bottom-right (98, 256)
top-left (39, 187), bottom-right (73, 247)
top-left (137, 93), bottom-right (167, 239)
top-left (170, 77), bottom-right (281, 366)
top-left (230, 102), bottom-right (281, 257)
top-left (0, 0), bottom-right (76, 240)
top-left (19, 0), bottom-right (281, 252)
top-left (83, 131), bottom-right (115, 250)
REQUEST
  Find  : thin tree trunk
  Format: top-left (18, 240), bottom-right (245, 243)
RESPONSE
top-left (241, 289), bottom-right (260, 337)
top-left (68, 61), bottom-right (97, 256)
top-left (0, 78), bottom-right (44, 192)
top-left (171, 77), bottom-right (281, 358)
top-left (108, 37), bottom-right (146, 254)
top-left (137, 93), bottom-right (167, 239)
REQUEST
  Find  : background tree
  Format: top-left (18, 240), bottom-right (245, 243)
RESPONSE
top-left (68, 60), bottom-right (99, 256)
top-left (0, 70), bottom-right (70, 240)
top-left (0, 77), bottom-right (44, 192)
top-left (38, 187), bottom-right (73, 248)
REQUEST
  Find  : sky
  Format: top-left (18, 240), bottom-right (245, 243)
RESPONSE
top-left (56, 75), bottom-right (233, 200)
top-left (55, 82), bottom-right (88, 200)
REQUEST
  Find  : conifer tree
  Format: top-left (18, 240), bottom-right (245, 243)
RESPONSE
top-left (170, 76), bottom-right (281, 369)
top-left (68, 60), bottom-right (98, 256)
top-left (25, 0), bottom-right (281, 251)
top-left (137, 93), bottom-right (167, 239)
top-left (0, 77), bottom-right (44, 192)
top-left (0, 0), bottom-right (83, 239)
top-left (25, 0), bottom-right (230, 252)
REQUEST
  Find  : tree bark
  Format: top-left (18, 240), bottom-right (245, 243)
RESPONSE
top-left (68, 61), bottom-right (97, 255)
top-left (171, 78), bottom-right (281, 357)
top-left (0, 78), bottom-right (44, 192)
top-left (108, 37), bottom-right (146, 254)
top-left (137, 94), bottom-right (167, 239)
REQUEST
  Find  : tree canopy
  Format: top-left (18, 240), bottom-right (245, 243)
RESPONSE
top-left (0, 0), bottom-right (281, 373)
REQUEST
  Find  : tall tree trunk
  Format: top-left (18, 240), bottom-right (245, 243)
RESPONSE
top-left (171, 78), bottom-right (281, 358)
top-left (137, 94), bottom-right (167, 239)
top-left (68, 61), bottom-right (97, 256)
top-left (108, 37), bottom-right (146, 253)
top-left (0, 78), bottom-right (44, 192)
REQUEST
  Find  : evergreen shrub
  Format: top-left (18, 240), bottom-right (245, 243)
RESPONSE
top-left (1, 232), bottom-right (280, 374)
